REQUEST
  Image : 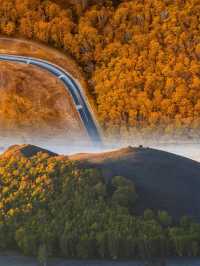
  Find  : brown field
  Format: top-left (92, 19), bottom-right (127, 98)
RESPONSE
top-left (0, 37), bottom-right (84, 82)
top-left (0, 37), bottom-right (95, 111)
top-left (0, 60), bottom-right (90, 148)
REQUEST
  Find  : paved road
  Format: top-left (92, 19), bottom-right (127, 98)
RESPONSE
top-left (0, 54), bottom-right (101, 144)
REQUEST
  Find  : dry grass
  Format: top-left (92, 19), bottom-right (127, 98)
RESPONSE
top-left (69, 146), bottom-right (200, 221)
top-left (0, 37), bottom-right (97, 114)
top-left (0, 37), bottom-right (83, 81)
top-left (0, 61), bottom-right (90, 145)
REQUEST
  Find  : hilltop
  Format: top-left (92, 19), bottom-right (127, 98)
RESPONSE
top-left (1, 144), bottom-right (57, 158)
top-left (70, 146), bottom-right (200, 221)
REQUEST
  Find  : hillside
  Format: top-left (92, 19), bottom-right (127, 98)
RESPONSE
top-left (2, 144), bottom-right (200, 221)
top-left (70, 147), bottom-right (200, 221)
top-left (2, 144), bottom-right (57, 158)
top-left (0, 60), bottom-right (89, 147)
top-left (1, 144), bottom-right (200, 259)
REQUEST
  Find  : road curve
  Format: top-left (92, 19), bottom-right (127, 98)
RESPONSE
top-left (0, 54), bottom-right (101, 144)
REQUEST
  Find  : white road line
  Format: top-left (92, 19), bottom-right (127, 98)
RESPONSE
top-left (0, 54), bottom-right (101, 143)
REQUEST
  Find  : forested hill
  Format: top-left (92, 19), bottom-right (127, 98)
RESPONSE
top-left (2, 144), bottom-right (57, 158)
top-left (0, 0), bottom-right (199, 139)
top-left (1, 144), bottom-right (200, 259)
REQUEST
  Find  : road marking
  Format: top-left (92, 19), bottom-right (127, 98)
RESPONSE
top-left (0, 54), bottom-right (101, 143)
top-left (76, 105), bottom-right (83, 110)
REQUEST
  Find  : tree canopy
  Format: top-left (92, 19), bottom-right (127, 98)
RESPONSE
top-left (0, 0), bottom-right (199, 140)
top-left (0, 151), bottom-right (200, 259)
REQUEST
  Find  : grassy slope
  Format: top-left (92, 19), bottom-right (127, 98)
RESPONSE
top-left (70, 147), bottom-right (200, 221)
top-left (0, 61), bottom-right (89, 143)
top-left (0, 37), bottom-right (98, 120)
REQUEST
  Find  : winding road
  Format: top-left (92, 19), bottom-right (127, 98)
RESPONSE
top-left (0, 54), bottom-right (101, 144)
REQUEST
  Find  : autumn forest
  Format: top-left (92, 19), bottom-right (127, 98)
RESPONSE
top-left (0, 0), bottom-right (199, 140)
top-left (1, 149), bottom-right (200, 260)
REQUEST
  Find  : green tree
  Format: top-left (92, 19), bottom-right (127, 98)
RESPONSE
top-left (37, 244), bottom-right (48, 266)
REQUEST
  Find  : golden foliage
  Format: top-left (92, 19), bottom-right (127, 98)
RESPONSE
top-left (0, 0), bottom-right (200, 139)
